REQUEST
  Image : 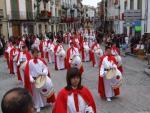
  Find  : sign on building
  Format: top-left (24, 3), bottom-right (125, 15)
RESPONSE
top-left (124, 10), bottom-right (141, 21)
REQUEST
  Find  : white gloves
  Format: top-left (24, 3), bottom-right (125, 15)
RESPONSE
top-left (85, 106), bottom-right (94, 113)
top-left (40, 68), bottom-right (48, 76)
top-left (30, 76), bottom-right (35, 83)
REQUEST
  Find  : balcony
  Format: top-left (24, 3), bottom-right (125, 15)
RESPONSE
top-left (0, 9), bottom-right (3, 18)
top-left (38, 10), bottom-right (52, 20)
top-left (50, 17), bottom-right (60, 24)
top-left (8, 11), bottom-right (34, 20)
top-left (60, 17), bottom-right (79, 23)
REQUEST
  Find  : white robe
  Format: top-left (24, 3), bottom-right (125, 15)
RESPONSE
top-left (67, 94), bottom-right (87, 113)
top-left (33, 38), bottom-right (40, 50)
top-left (56, 45), bottom-right (66, 70)
top-left (100, 56), bottom-right (118, 98)
top-left (43, 40), bottom-right (48, 59)
top-left (83, 42), bottom-right (90, 62)
top-left (47, 43), bottom-right (55, 63)
top-left (69, 47), bottom-right (80, 64)
top-left (18, 52), bottom-right (28, 84)
top-left (28, 59), bottom-right (49, 109)
top-left (12, 49), bottom-right (19, 75)
top-left (93, 44), bottom-right (103, 67)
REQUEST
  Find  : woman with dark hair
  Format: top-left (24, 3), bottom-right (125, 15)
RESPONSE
top-left (52, 67), bottom-right (96, 113)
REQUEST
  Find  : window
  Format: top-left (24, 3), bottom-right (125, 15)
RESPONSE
top-left (130, 0), bottom-right (134, 10)
top-left (39, 24), bottom-right (42, 34)
top-left (137, 0), bottom-right (142, 9)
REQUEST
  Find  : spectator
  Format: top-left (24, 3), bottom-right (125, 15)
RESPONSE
top-left (1, 88), bottom-right (34, 113)
top-left (146, 38), bottom-right (150, 66)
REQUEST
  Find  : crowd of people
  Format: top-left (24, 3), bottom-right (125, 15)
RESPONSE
top-left (1, 28), bottom-right (125, 113)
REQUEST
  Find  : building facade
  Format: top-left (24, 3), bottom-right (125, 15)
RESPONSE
top-left (0, 0), bottom-right (8, 38)
top-left (83, 5), bottom-right (96, 29)
top-left (6, 0), bottom-right (35, 37)
top-left (101, 0), bottom-right (148, 37)
top-left (4, 0), bottom-right (83, 37)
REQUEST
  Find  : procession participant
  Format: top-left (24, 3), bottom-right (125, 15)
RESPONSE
top-left (63, 32), bottom-right (69, 44)
top-left (39, 37), bottom-right (48, 59)
top-left (89, 32), bottom-right (95, 48)
top-left (17, 45), bottom-right (31, 84)
top-left (79, 33), bottom-right (84, 50)
top-left (18, 37), bottom-right (26, 50)
top-left (9, 43), bottom-right (20, 76)
top-left (73, 33), bottom-right (80, 49)
top-left (53, 36), bottom-right (58, 45)
top-left (111, 43), bottom-right (123, 73)
top-left (5, 41), bottom-right (14, 69)
top-left (52, 67), bottom-right (96, 113)
top-left (24, 47), bottom-right (56, 112)
top-left (81, 38), bottom-right (90, 62)
top-left (4, 42), bottom-right (10, 69)
top-left (54, 40), bottom-right (66, 70)
top-left (98, 45), bottom-right (122, 102)
top-left (91, 40), bottom-right (103, 67)
top-left (68, 35), bottom-right (73, 48)
top-left (47, 39), bottom-right (55, 63)
top-left (33, 35), bottom-right (40, 50)
top-left (66, 42), bottom-right (79, 69)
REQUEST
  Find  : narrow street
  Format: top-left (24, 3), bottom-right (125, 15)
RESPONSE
top-left (0, 52), bottom-right (150, 113)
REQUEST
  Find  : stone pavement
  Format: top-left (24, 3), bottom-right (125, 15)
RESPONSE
top-left (0, 53), bottom-right (150, 113)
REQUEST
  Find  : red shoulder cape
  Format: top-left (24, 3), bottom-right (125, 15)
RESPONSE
top-left (52, 87), bottom-right (96, 113)
top-left (98, 55), bottom-right (120, 97)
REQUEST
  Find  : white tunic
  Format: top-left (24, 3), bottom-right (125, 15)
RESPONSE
top-left (83, 42), bottom-right (90, 62)
top-left (18, 52), bottom-right (28, 83)
top-left (47, 43), bottom-right (55, 63)
top-left (100, 56), bottom-right (117, 98)
top-left (93, 44), bottom-right (103, 67)
top-left (56, 45), bottom-right (66, 70)
top-left (67, 94), bottom-right (87, 113)
top-left (69, 47), bottom-right (79, 63)
top-left (28, 59), bottom-right (49, 109)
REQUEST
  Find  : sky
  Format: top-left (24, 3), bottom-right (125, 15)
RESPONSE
top-left (82, 0), bottom-right (102, 7)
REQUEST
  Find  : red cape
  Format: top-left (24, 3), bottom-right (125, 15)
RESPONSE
top-left (66, 47), bottom-right (84, 74)
top-left (16, 51), bottom-right (31, 81)
top-left (9, 47), bottom-right (15, 74)
top-left (54, 44), bottom-right (66, 70)
top-left (52, 87), bottom-right (96, 113)
top-left (98, 55), bottom-right (120, 98)
top-left (90, 43), bottom-right (97, 67)
top-left (24, 58), bottom-right (55, 103)
top-left (39, 40), bottom-right (48, 59)
top-left (54, 44), bottom-right (59, 70)
top-left (111, 46), bottom-right (123, 73)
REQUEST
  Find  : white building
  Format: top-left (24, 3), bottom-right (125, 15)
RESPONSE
top-left (83, 5), bottom-right (95, 28)
top-left (5, 0), bottom-right (82, 37)
top-left (105, 0), bottom-right (146, 37)
top-left (6, 0), bottom-right (35, 37)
